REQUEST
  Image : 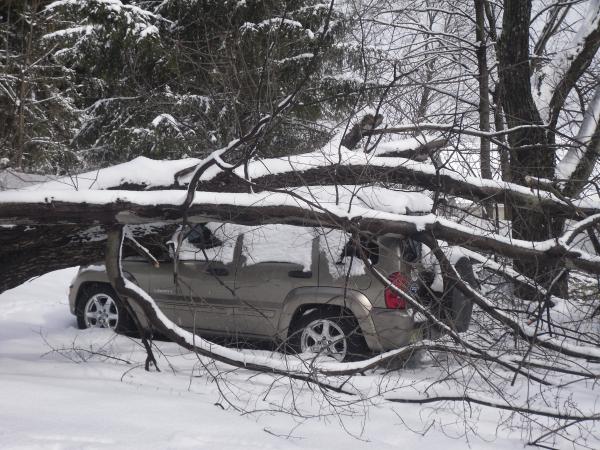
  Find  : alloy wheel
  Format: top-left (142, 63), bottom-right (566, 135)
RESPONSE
top-left (300, 318), bottom-right (347, 361)
top-left (84, 293), bottom-right (119, 329)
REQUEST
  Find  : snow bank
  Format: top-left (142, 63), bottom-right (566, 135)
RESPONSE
top-left (0, 269), bottom-right (544, 450)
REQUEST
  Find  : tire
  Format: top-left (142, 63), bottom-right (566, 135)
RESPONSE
top-left (450, 257), bottom-right (477, 332)
top-left (76, 284), bottom-right (135, 334)
top-left (289, 308), bottom-right (368, 362)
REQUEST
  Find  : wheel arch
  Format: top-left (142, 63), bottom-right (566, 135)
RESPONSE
top-left (70, 267), bottom-right (149, 331)
top-left (74, 281), bottom-right (115, 310)
top-left (277, 287), bottom-right (383, 352)
top-left (69, 266), bottom-right (138, 314)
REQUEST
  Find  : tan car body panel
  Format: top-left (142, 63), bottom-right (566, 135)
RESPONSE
top-left (68, 229), bottom-right (446, 353)
top-left (68, 266), bottom-right (152, 331)
top-left (69, 265), bottom-right (390, 351)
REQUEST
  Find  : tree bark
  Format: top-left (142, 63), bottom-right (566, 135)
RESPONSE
top-left (497, 0), bottom-right (566, 298)
top-left (196, 162), bottom-right (591, 220)
top-left (1, 193), bottom-right (599, 275)
top-left (0, 223), bottom-right (176, 293)
top-left (475, 0), bottom-right (492, 180)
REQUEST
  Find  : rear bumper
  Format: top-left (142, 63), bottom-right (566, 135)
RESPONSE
top-left (369, 307), bottom-right (421, 351)
top-left (67, 265), bottom-right (108, 315)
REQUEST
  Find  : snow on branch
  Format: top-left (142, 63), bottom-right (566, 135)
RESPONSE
top-left (23, 132), bottom-right (600, 221)
top-left (431, 241), bottom-right (600, 362)
top-left (46, 0), bottom-right (160, 20)
top-left (2, 187), bottom-right (600, 275)
top-left (194, 141), bottom-right (600, 219)
top-left (533, 0), bottom-right (600, 125)
top-left (555, 86), bottom-right (600, 194)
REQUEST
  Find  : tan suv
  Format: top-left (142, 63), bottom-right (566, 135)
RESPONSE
top-left (69, 222), bottom-right (475, 361)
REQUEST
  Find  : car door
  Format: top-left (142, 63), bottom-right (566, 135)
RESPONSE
top-left (148, 223), bottom-right (242, 335)
top-left (233, 225), bottom-right (317, 338)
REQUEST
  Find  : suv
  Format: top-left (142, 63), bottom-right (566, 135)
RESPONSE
top-left (69, 222), bottom-right (475, 361)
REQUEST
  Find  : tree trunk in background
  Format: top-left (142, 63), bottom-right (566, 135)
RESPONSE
top-left (491, 87), bottom-right (511, 183)
top-left (475, 0), bottom-right (492, 181)
top-left (13, 0), bottom-right (38, 168)
top-left (497, 0), bottom-right (567, 298)
top-left (483, 1), bottom-right (511, 184)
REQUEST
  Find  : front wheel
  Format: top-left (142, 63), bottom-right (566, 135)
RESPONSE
top-left (289, 308), bottom-right (367, 362)
top-left (76, 284), bottom-right (135, 334)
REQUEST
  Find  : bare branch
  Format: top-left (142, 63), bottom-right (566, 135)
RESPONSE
top-left (539, 0), bottom-right (600, 127)
top-left (387, 395), bottom-right (599, 421)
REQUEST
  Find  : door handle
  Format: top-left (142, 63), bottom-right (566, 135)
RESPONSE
top-left (205, 267), bottom-right (229, 277)
top-left (288, 270), bottom-right (312, 279)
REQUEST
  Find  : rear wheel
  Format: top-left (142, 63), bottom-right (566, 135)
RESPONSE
top-left (76, 284), bottom-right (135, 334)
top-left (289, 308), bottom-right (367, 362)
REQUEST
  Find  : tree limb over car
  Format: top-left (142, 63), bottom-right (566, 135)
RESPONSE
top-left (1, 189), bottom-right (600, 274)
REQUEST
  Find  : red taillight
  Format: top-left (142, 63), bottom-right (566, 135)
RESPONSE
top-left (385, 272), bottom-right (408, 309)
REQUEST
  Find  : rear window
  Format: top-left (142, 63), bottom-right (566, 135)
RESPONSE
top-left (401, 238), bottom-right (422, 263)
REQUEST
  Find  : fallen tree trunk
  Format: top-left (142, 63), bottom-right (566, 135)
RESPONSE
top-left (195, 159), bottom-right (597, 219)
top-left (0, 225), bottom-right (107, 293)
top-left (0, 190), bottom-right (599, 275)
top-left (0, 223), bottom-right (176, 293)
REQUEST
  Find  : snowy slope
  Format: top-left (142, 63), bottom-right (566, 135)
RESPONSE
top-left (1, 269), bottom-right (597, 449)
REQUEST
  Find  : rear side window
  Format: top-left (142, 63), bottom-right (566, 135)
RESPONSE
top-left (318, 229), bottom-right (376, 280)
top-left (172, 223), bottom-right (240, 263)
top-left (240, 224), bottom-right (313, 271)
top-left (337, 236), bottom-right (379, 265)
top-left (185, 224), bottom-right (222, 249)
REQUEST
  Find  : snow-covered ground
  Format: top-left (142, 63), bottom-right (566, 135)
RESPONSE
top-left (0, 269), bottom-right (596, 449)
